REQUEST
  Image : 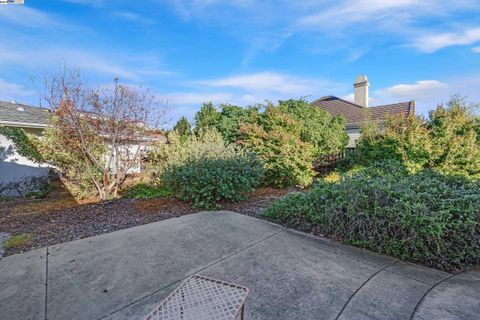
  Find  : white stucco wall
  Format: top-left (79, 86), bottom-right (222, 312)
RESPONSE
top-left (346, 128), bottom-right (361, 148)
top-left (0, 133), bottom-right (50, 184)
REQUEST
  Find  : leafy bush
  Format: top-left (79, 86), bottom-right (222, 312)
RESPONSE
top-left (354, 97), bottom-right (480, 179)
top-left (215, 104), bottom-right (259, 143)
top-left (149, 128), bottom-right (264, 208)
top-left (162, 155), bottom-right (264, 209)
top-left (240, 105), bottom-right (315, 188)
top-left (123, 183), bottom-right (171, 199)
top-left (36, 123), bottom-right (104, 199)
top-left (278, 99), bottom-right (348, 157)
top-left (238, 100), bottom-right (348, 188)
top-left (265, 161), bottom-right (480, 271)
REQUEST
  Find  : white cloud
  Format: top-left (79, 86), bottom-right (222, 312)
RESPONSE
top-left (166, 92), bottom-right (234, 105)
top-left (299, 0), bottom-right (418, 29)
top-left (472, 46), bottom-right (480, 53)
top-left (0, 6), bottom-right (58, 28)
top-left (113, 11), bottom-right (155, 24)
top-left (376, 80), bottom-right (448, 101)
top-left (0, 46), bottom-right (174, 81)
top-left (414, 27), bottom-right (480, 53)
top-left (62, 0), bottom-right (106, 7)
top-left (0, 79), bottom-right (35, 101)
top-left (163, 91), bottom-right (262, 128)
top-left (166, 0), bottom-right (256, 20)
top-left (197, 72), bottom-right (336, 97)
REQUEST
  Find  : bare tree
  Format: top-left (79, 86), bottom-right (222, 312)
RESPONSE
top-left (42, 66), bottom-right (166, 200)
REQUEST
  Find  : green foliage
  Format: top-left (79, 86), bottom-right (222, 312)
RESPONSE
top-left (278, 99), bottom-right (348, 157)
top-left (194, 102), bottom-right (221, 133)
top-left (149, 128), bottom-right (264, 208)
top-left (0, 127), bottom-right (42, 162)
top-left (215, 104), bottom-right (259, 143)
top-left (162, 154), bottom-right (264, 209)
top-left (428, 102), bottom-right (480, 178)
top-left (35, 117), bottom-right (107, 199)
top-left (240, 105), bottom-right (315, 188)
top-left (354, 97), bottom-right (480, 179)
top-left (189, 99), bottom-right (347, 188)
top-left (265, 161), bottom-right (480, 271)
top-left (3, 233), bottom-right (34, 250)
top-left (123, 183), bottom-right (171, 199)
top-left (173, 116), bottom-right (192, 141)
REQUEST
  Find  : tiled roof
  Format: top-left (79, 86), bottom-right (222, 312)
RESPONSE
top-left (312, 96), bottom-right (414, 129)
top-left (0, 101), bottom-right (50, 128)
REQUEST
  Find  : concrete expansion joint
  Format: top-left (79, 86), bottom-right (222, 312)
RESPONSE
top-left (408, 272), bottom-right (456, 320)
top-left (334, 260), bottom-right (399, 320)
top-left (97, 228), bottom-right (284, 320)
top-left (44, 246), bottom-right (50, 320)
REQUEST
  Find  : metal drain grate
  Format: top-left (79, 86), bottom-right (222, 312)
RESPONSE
top-left (143, 274), bottom-right (249, 320)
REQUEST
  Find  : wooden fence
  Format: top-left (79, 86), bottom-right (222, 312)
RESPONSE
top-left (314, 148), bottom-right (355, 175)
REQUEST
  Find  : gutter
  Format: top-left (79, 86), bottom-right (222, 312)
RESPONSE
top-left (0, 121), bottom-right (49, 129)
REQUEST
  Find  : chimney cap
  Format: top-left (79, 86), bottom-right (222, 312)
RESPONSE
top-left (354, 75), bottom-right (369, 86)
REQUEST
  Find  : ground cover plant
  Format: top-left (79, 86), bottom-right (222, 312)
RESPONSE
top-left (265, 161), bottom-right (480, 271)
top-left (3, 233), bottom-right (34, 250)
top-left (123, 183), bottom-right (171, 199)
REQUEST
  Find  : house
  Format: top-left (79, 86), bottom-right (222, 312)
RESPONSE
top-left (312, 75), bottom-right (415, 148)
top-left (0, 101), bottom-right (51, 185)
top-left (0, 101), bottom-right (166, 188)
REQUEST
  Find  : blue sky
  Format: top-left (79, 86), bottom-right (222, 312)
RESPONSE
top-left (1, 0), bottom-right (480, 126)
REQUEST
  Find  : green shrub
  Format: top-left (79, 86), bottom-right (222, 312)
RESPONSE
top-left (278, 99), bottom-right (348, 157)
top-left (238, 100), bottom-right (348, 188)
top-left (162, 154), bottom-right (264, 209)
top-left (353, 97), bottom-right (480, 179)
top-left (123, 183), bottom-right (171, 199)
top-left (265, 161), bottom-right (480, 271)
top-left (149, 128), bottom-right (264, 208)
top-left (215, 104), bottom-right (259, 143)
top-left (240, 105), bottom-right (316, 188)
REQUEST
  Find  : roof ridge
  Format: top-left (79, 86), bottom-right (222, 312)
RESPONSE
top-left (0, 101), bottom-right (50, 111)
top-left (314, 95), bottom-right (364, 109)
top-left (371, 101), bottom-right (412, 108)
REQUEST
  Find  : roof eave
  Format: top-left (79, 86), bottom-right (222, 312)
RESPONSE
top-left (0, 121), bottom-right (49, 129)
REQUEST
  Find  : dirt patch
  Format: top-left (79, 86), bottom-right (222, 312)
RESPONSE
top-left (0, 188), bottom-right (291, 256)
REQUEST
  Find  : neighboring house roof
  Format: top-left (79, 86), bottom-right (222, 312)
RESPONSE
top-left (312, 96), bottom-right (415, 130)
top-left (0, 101), bottom-right (50, 129)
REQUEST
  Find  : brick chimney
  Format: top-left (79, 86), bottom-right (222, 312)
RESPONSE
top-left (354, 75), bottom-right (369, 108)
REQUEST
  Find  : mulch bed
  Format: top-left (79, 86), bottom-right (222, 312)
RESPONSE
top-left (0, 188), bottom-right (292, 256)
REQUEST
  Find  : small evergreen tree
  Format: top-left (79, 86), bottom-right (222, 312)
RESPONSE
top-left (194, 102), bottom-right (220, 134)
top-left (173, 116), bottom-right (192, 141)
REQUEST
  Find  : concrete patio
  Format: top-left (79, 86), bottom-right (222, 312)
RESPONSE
top-left (1, 211), bottom-right (479, 320)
